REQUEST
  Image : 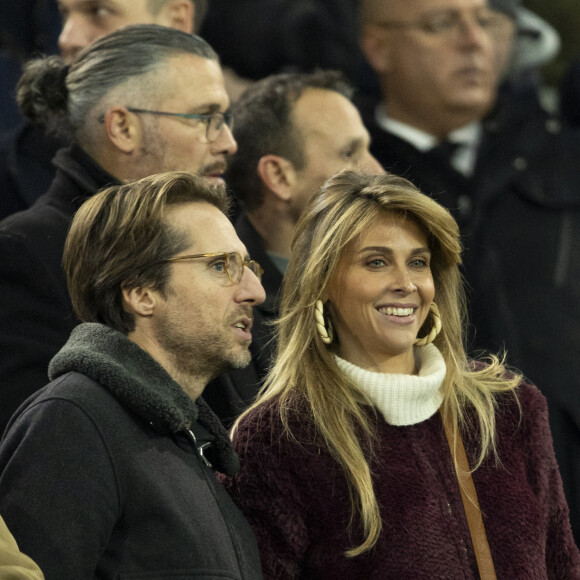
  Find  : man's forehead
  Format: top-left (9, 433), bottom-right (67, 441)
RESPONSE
top-left (160, 54), bottom-right (228, 109)
top-left (367, 0), bottom-right (489, 18)
top-left (294, 89), bottom-right (367, 139)
top-left (58, 0), bottom-right (146, 13)
top-left (295, 89), bottom-right (348, 124)
top-left (168, 203), bottom-right (245, 252)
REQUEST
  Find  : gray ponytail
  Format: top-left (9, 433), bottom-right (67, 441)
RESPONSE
top-left (16, 25), bottom-right (218, 141)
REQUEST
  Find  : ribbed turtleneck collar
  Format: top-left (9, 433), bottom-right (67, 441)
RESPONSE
top-left (335, 344), bottom-right (446, 426)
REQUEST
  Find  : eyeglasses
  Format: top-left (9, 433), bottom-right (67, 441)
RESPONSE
top-left (374, 8), bottom-right (510, 41)
top-left (164, 252), bottom-right (263, 284)
top-left (127, 108), bottom-right (234, 143)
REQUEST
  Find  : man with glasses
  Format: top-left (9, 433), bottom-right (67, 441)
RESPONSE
top-left (360, 0), bottom-right (580, 544)
top-left (202, 70), bottom-right (383, 426)
top-left (0, 25), bottom-right (238, 433)
top-left (0, 170), bottom-right (265, 578)
top-left (0, 0), bottom-right (209, 219)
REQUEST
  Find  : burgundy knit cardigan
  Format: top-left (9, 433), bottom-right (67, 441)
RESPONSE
top-left (223, 382), bottom-right (580, 579)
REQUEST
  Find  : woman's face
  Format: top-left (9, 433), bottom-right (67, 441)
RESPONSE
top-left (326, 212), bottom-right (435, 374)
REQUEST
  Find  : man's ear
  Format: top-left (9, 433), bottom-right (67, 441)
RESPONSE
top-left (157, 0), bottom-right (195, 34)
top-left (121, 286), bottom-right (158, 318)
top-left (360, 25), bottom-right (394, 74)
top-left (103, 107), bottom-right (140, 154)
top-left (256, 154), bottom-right (296, 202)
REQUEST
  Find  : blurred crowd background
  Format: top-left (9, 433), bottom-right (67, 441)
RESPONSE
top-left (1, 1), bottom-right (580, 135)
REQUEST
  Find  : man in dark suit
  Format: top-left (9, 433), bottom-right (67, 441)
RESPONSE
top-left (359, 0), bottom-right (580, 543)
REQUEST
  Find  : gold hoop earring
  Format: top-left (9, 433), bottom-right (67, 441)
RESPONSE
top-left (414, 302), bottom-right (442, 346)
top-left (315, 300), bottom-right (333, 344)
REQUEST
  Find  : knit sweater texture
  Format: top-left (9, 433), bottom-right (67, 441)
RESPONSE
top-left (226, 351), bottom-right (580, 579)
top-left (335, 344), bottom-right (446, 425)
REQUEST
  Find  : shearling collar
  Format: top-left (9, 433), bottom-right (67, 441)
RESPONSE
top-left (48, 323), bottom-right (239, 475)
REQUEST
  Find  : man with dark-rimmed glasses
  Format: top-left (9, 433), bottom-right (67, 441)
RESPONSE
top-left (0, 24), bottom-right (238, 433)
top-left (0, 171), bottom-right (265, 578)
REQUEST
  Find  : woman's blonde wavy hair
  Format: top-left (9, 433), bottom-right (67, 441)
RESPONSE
top-left (232, 170), bottom-right (520, 557)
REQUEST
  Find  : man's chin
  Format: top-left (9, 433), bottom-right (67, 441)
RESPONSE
top-left (207, 349), bottom-right (252, 380)
top-left (227, 349), bottom-right (253, 371)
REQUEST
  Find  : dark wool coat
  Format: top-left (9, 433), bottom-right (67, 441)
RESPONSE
top-left (225, 382), bottom-right (580, 579)
top-left (0, 145), bottom-right (118, 433)
top-left (356, 91), bottom-right (580, 545)
top-left (0, 122), bottom-right (64, 220)
top-left (0, 323), bottom-right (263, 579)
top-left (0, 145), bottom-right (258, 434)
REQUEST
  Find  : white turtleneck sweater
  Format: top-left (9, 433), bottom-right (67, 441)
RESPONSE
top-left (335, 344), bottom-right (446, 427)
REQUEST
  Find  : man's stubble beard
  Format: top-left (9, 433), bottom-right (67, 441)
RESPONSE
top-left (154, 312), bottom-right (252, 387)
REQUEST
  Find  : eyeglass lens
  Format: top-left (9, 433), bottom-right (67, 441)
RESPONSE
top-left (227, 253), bottom-right (262, 283)
top-left (207, 113), bottom-right (233, 142)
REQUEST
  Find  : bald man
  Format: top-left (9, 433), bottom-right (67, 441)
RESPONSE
top-left (358, 0), bottom-right (580, 544)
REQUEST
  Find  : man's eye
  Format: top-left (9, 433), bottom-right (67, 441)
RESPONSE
top-left (477, 12), bottom-right (500, 28)
top-left (210, 260), bottom-right (228, 273)
top-left (94, 8), bottom-right (110, 16)
top-left (424, 15), bottom-right (455, 33)
top-left (87, 4), bottom-right (115, 19)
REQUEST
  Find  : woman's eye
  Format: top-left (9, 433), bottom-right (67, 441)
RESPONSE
top-left (366, 258), bottom-right (386, 268)
top-left (409, 258), bottom-right (428, 268)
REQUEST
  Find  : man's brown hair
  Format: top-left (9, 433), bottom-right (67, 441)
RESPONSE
top-left (64, 171), bottom-right (229, 334)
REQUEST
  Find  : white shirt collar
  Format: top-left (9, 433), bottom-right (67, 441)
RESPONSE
top-left (375, 103), bottom-right (483, 176)
top-left (375, 104), bottom-right (436, 152)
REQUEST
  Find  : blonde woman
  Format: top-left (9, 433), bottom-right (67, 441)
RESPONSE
top-left (224, 171), bottom-right (579, 579)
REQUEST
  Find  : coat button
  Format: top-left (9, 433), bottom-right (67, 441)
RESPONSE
top-left (545, 119), bottom-right (561, 134)
top-left (513, 157), bottom-right (528, 171)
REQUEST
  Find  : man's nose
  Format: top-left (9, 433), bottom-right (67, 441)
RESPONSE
top-left (358, 151), bottom-right (384, 175)
top-left (212, 123), bottom-right (238, 156)
top-left (237, 266), bottom-right (266, 306)
top-left (58, 16), bottom-right (92, 63)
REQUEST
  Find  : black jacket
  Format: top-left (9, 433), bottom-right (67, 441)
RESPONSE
top-left (0, 145), bottom-right (118, 432)
top-left (0, 121), bottom-right (64, 219)
top-left (358, 92), bottom-right (580, 544)
top-left (0, 323), bottom-right (263, 579)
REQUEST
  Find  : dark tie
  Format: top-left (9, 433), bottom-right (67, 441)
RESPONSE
top-left (428, 139), bottom-right (461, 163)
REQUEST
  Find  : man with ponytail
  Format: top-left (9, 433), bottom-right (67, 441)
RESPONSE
top-left (0, 25), bottom-right (237, 432)
top-left (0, 0), bottom-right (207, 219)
